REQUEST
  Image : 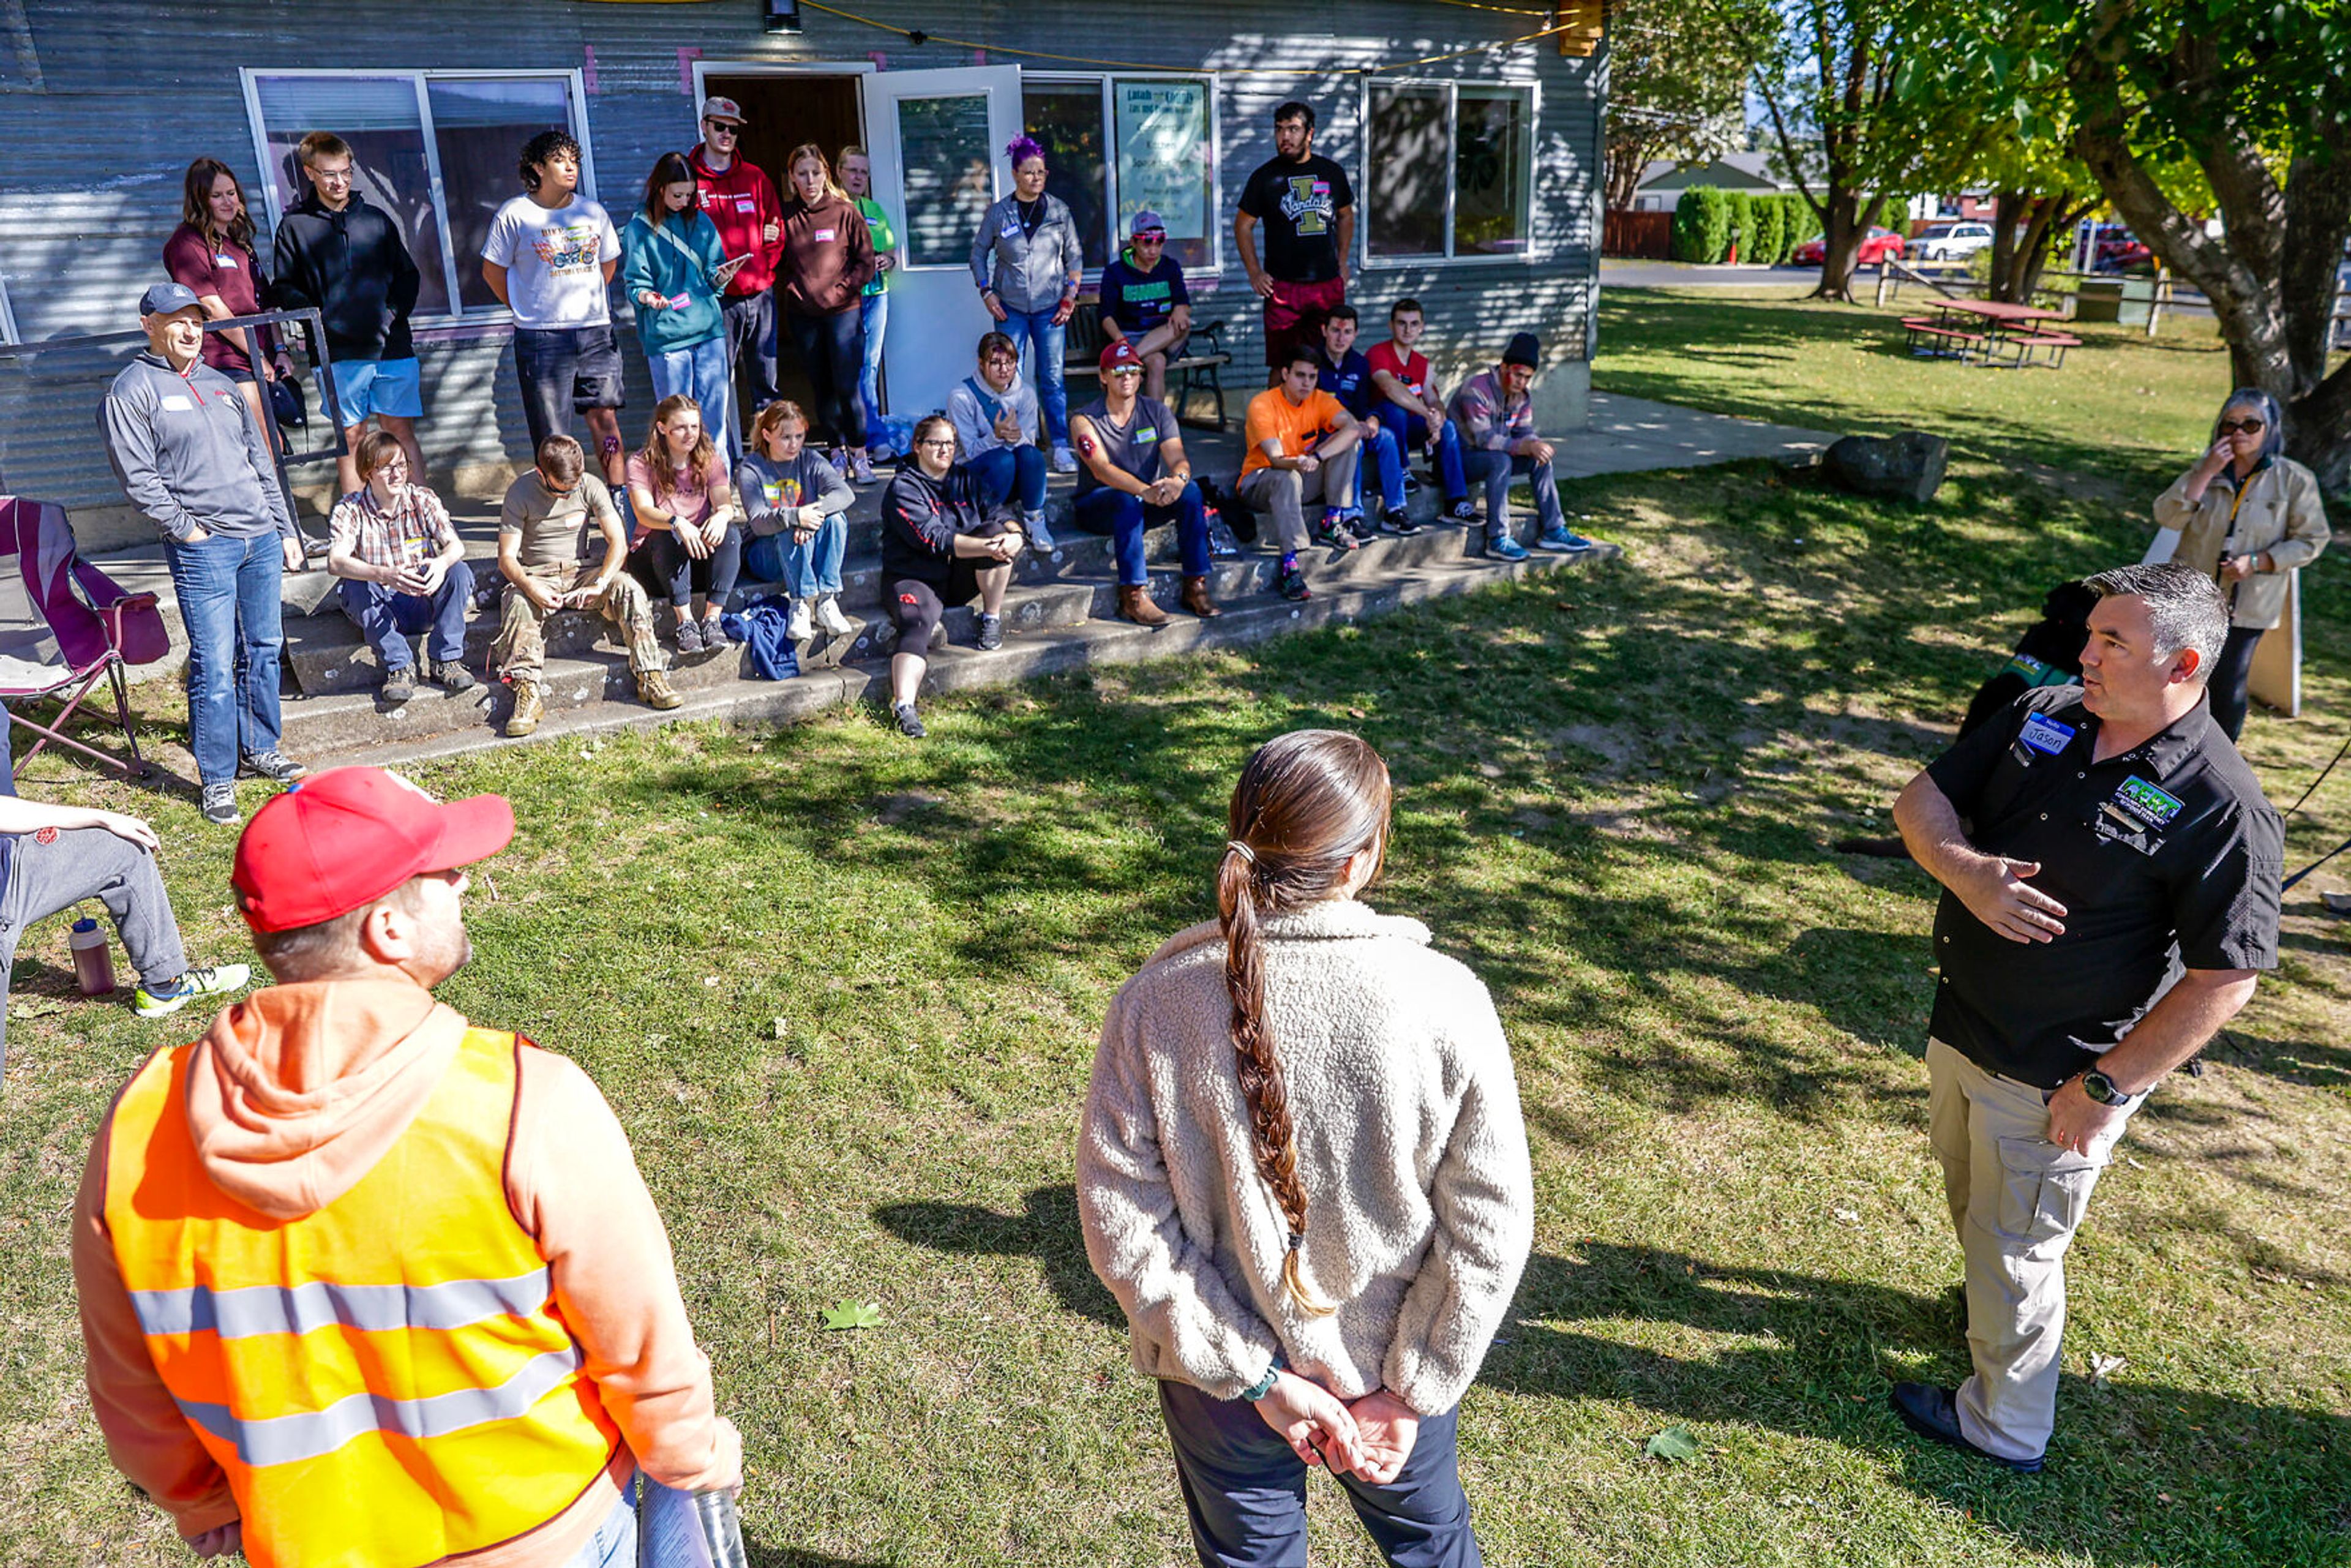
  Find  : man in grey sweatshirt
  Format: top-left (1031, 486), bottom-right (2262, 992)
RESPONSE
top-left (100, 281), bottom-right (308, 825)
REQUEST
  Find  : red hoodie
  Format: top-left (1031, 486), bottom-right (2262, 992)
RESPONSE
top-left (689, 146), bottom-right (786, 298)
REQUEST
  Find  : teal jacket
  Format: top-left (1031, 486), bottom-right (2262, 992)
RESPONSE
top-left (621, 209), bottom-right (727, 355)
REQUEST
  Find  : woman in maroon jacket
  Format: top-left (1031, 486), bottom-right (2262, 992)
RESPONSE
top-left (776, 143), bottom-right (877, 482)
top-left (164, 158), bottom-right (294, 451)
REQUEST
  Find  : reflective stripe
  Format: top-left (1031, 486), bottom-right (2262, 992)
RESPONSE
top-left (173, 1342), bottom-right (585, 1468)
top-left (130, 1267), bottom-right (552, 1340)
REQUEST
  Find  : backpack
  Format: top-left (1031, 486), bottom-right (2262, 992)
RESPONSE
top-left (722, 603), bottom-right (801, 681)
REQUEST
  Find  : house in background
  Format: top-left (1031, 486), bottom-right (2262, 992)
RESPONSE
top-left (0, 0), bottom-right (1606, 549)
top-left (1629, 150), bottom-right (1795, 214)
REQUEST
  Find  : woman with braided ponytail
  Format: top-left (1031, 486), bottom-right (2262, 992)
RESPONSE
top-left (1078, 730), bottom-right (1534, 1567)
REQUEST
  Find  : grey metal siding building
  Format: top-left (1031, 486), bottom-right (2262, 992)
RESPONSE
top-left (0, 0), bottom-right (1603, 549)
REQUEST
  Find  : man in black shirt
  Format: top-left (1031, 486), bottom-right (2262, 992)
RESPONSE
top-left (1235, 101), bottom-right (1355, 383)
top-left (1891, 563), bottom-right (2281, 1472)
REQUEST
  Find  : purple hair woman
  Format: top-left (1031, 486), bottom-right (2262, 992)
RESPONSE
top-left (967, 134), bottom-right (1086, 473)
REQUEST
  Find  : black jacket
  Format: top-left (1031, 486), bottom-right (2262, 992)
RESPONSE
top-left (271, 190), bottom-right (423, 363)
top-left (880, 465), bottom-right (987, 588)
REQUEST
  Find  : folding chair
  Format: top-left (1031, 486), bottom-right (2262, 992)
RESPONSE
top-left (0, 495), bottom-right (170, 776)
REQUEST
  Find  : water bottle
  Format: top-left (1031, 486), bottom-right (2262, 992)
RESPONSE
top-left (689, 1490), bottom-right (749, 1568)
top-left (70, 918), bottom-right (117, 996)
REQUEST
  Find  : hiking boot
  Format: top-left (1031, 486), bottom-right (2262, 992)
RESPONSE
top-left (238, 750), bottom-right (307, 784)
top-left (786, 598), bottom-right (814, 642)
top-left (381, 664), bottom-right (417, 703)
top-left (433, 659), bottom-right (478, 694)
top-left (1379, 506), bottom-right (1420, 536)
top-left (1443, 497), bottom-right (1480, 525)
top-left (1182, 575), bottom-right (1221, 619)
top-left (1277, 563), bottom-right (1312, 601)
top-left (976, 610), bottom-right (1005, 650)
top-left (506, 680), bottom-right (546, 737)
top-left (1310, 514), bottom-right (1362, 552)
top-left (1022, 508), bottom-right (1056, 551)
top-left (200, 782), bottom-right (239, 825)
top-left (675, 615), bottom-right (706, 656)
top-left (1117, 584), bottom-right (1169, 627)
top-left (1487, 531), bottom-right (1529, 561)
top-left (894, 701), bottom-right (927, 738)
top-left (1536, 524), bottom-right (1595, 553)
top-left (636, 669), bottom-right (683, 711)
top-left (815, 595), bottom-right (857, 637)
top-left (134, 963), bottom-right (253, 1019)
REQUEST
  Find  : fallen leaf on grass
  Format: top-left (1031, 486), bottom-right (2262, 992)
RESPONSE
top-left (770, 1017), bottom-right (790, 1040)
top-left (2089, 1352), bottom-right (2127, 1386)
top-left (822, 1300), bottom-right (882, 1331)
top-left (1833, 1207), bottom-right (1861, 1225)
top-left (8, 997), bottom-right (68, 1020)
top-left (1644, 1425), bottom-right (1701, 1463)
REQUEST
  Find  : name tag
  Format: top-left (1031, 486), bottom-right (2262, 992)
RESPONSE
top-left (160, 394), bottom-right (195, 411)
top-left (814, 227), bottom-right (836, 242)
top-left (735, 195), bottom-right (755, 211)
top-left (1136, 426), bottom-right (1158, 444)
top-left (1000, 221), bottom-right (1022, 239)
top-left (2111, 775), bottom-right (2184, 830)
top-left (1311, 181), bottom-right (1330, 195)
top-left (2019, 713), bottom-right (2075, 755)
top-left (214, 253), bottom-right (240, 269)
top-left (669, 293), bottom-right (691, 310)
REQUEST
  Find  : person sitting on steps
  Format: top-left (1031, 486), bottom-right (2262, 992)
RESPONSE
top-left (737, 399), bottom-right (857, 644)
top-left (1447, 332), bottom-right (1592, 563)
top-left (879, 414), bottom-right (1023, 738)
top-left (1237, 348), bottom-right (1363, 603)
top-left (326, 430), bottom-right (477, 707)
top-left (1070, 340), bottom-right (1217, 626)
top-left (1311, 304), bottom-right (1411, 540)
top-left (490, 435), bottom-right (678, 737)
top-left (1367, 297), bottom-right (1475, 525)
top-left (945, 331), bottom-right (1054, 550)
top-left (624, 394), bottom-right (741, 656)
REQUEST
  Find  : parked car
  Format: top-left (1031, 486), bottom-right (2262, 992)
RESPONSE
top-left (1915, 220), bottom-right (1995, 261)
top-left (1791, 227), bottom-right (1907, 266)
top-left (2093, 226), bottom-right (2153, 272)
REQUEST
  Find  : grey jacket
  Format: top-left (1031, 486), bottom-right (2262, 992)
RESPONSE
top-left (969, 193), bottom-right (1084, 315)
top-left (100, 353), bottom-right (295, 544)
top-left (733, 449), bottom-right (853, 538)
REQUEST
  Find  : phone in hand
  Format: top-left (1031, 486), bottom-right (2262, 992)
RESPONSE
top-left (714, 254), bottom-right (753, 285)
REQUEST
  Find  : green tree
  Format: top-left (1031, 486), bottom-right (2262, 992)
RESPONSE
top-left (1603, 0), bottom-right (1777, 211)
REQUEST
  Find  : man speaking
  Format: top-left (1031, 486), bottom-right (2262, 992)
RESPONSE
top-left (1890, 563), bottom-right (2281, 1472)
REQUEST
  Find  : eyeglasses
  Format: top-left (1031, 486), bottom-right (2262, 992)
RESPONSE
top-left (2219, 418), bottom-right (2265, 435)
top-left (916, 438), bottom-right (957, 451)
top-left (983, 353), bottom-right (1019, 366)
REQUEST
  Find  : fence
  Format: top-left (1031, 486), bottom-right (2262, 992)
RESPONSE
top-left (1602, 209), bottom-right (1673, 260)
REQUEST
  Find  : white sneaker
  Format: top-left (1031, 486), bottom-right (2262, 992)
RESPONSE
top-left (815, 595), bottom-right (856, 636)
top-left (785, 598), bottom-right (814, 642)
top-left (1023, 508), bottom-right (1057, 551)
top-left (849, 450), bottom-right (877, 485)
top-left (1051, 445), bottom-right (1078, 474)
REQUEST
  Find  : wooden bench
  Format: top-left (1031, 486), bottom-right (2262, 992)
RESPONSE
top-left (1061, 299), bottom-right (1234, 430)
top-left (2008, 329), bottom-right (2082, 369)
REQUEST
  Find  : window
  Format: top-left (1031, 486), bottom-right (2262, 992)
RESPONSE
top-left (1016, 76), bottom-right (1218, 275)
top-left (898, 92), bottom-right (996, 268)
top-left (243, 69), bottom-right (593, 323)
top-left (1363, 81), bottom-right (1533, 263)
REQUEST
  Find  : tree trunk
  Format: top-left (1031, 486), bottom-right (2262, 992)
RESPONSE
top-left (1809, 186), bottom-right (1871, 302)
top-left (1988, 190), bottom-right (2025, 303)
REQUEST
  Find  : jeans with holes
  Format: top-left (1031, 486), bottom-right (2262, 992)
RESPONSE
top-left (999, 307), bottom-right (1070, 445)
top-left (744, 513), bottom-right (846, 599)
top-left (163, 531), bottom-right (284, 786)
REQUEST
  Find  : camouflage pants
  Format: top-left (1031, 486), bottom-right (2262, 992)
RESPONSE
top-left (491, 565), bottom-right (661, 682)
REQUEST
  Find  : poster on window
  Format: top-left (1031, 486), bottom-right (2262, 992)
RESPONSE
top-left (1114, 80), bottom-right (1209, 241)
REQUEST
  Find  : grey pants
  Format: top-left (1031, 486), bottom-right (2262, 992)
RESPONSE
top-left (1237, 448), bottom-right (1362, 552)
top-left (1464, 448), bottom-right (1564, 538)
top-left (0, 827), bottom-right (188, 1073)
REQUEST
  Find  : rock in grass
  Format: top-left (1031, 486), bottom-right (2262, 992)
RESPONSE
top-left (1823, 431), bottom-right (1949, 505)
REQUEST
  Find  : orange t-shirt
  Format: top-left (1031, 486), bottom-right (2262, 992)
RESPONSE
top-left (1242, 388), bottom-right (1347, 476)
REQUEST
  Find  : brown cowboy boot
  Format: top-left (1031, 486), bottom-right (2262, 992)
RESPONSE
top-left (506, 679), bottom-right (546, 737)
top-left (1117, 583), bottom-right (1170, 627)
top-left (1181, 575), bottom-right (1221, 618)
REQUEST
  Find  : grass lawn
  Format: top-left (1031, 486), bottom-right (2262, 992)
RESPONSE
top-left (3, 290), bottom-right (2347, 1567)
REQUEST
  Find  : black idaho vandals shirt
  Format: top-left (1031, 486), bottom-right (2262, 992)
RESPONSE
top-left (1924, 686), bottom-right (2282, 1089)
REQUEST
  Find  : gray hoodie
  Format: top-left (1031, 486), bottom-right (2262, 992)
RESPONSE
top-left (969, 193), bottom-right (1084, 315)
top-left (100, 352), bottom-right (295, 544)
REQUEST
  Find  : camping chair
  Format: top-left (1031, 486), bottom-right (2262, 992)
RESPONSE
top-left (0, 495), bottom-right (170, 776)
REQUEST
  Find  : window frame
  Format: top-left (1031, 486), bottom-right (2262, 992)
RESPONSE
top-left (1019, 70), bottom-right (1224, 283)
top-left (239, 66), bottom-right (599, 329)
top-left (1357, 77), bottom-right (1538, 269)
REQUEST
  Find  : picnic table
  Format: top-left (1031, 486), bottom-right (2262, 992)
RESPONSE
top-left (1900, 297), bottom-right (2082, 368)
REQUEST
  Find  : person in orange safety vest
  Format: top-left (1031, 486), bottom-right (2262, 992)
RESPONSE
top-left (72, 766), bottom-right (742, 1568)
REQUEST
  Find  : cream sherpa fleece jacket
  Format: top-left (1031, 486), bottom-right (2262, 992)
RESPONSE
top-left (1077, 897), bottom-right (1534, 1417)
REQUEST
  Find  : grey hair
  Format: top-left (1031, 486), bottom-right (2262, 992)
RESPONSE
top-left (2082, 563), bottom-right (2227, 677)
top-left (2215, 386), bottom-right (2284, 470)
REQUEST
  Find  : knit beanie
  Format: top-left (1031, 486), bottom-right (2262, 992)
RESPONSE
top-left (1502, 332), bottom-right (1540, 368)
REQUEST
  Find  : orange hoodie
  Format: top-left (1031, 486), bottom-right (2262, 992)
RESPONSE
top-left (72, 978), bottom-right (740, 1565)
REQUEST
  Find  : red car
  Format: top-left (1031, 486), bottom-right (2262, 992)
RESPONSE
top-left (1791, 227), bottom-right (1907, 266)
top-left (2094, 227), bottom-right (2153, 271)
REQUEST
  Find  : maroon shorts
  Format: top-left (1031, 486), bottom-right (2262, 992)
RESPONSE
top-left (1261, 277), bottom-right (1349, 372)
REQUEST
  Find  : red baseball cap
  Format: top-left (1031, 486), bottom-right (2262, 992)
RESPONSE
top-left (232, 767), bottom-right (516, 932)
top-left (1099, 339), bottom-right (1144, 375)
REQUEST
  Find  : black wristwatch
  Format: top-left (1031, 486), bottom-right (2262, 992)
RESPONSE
top-left (2080, 1068), bottom-right (2135, 1108)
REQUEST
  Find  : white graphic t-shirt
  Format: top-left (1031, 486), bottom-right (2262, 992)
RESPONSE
top-left (484, 193), bottom-right (620, 331)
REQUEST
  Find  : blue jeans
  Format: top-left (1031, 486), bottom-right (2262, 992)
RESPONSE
top-left (969, 445), bottom-right (1048, 514)
top-left (336, 561), bottom-right (475, 670)
top-left (1157, 1380), bottom-right (1482, 1567)
top-left (1073, 480), bottom-right (1212, 588)
top-left (163, 531), bottom-right (285, 786)
top-left (999, 307), bottom-right (1070, 445)
top-left (1357, 425), bottom-right (1406, 510)
top-left (857, 290), bottom-right (889, 435)
top-left (646, 332), bottom-right (736, 467)
top-left (1464, 448), bottom-right (1564, 536)
top-left (1397, 415), bottom-right (1469, 502)
top-left (560, 1473), bottom-right (709, 1568)
top-left (744, 514), bottom-right (846, 598)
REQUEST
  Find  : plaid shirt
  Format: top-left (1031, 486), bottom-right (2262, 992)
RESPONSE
top-left (329, 483), bottom-right (459, 575)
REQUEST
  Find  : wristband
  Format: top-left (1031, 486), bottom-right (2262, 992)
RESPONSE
top-left (1239, 1352), bottom-right (1283, 1403)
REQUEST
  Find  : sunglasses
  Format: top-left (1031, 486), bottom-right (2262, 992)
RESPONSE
top-left (2219, 418), bottom-right (2265, 435)
top-left (1132, 231), bottom-right (1167, 243)
top-left (1107, 366), bottom-right (1143, 378)
top-left (705, 121), bottom-right (741, 135)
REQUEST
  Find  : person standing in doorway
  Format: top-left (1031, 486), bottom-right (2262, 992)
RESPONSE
top-left (840, 145), bottom-right (899, 467)
top-left (689, 98), bottom-right (786, 460)
top-left (482, 131), bottom-right (628, 494)
top-left (100, 282), bottom-right (308, 827)
top-left (271, 132), bottom-right (427, 498)
top-left (1235, 102), bottom-right (1354, 384)
top-left (1098, 210), bottom-right (1193, 405)
top-left (165, 159), bottom-right (294, 459)
top-left (623, 151), bottom-right (738, 465)
top-left (777, 144), bottom-right (878, 484)
top-left (970, 136), bottom-right (1084, 474)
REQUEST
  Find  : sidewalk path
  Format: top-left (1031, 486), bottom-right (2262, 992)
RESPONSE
top-left (1559, 391), bottom-right (1839, 478)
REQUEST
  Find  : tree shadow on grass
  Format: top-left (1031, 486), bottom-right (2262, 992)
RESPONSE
top-left (872, 1186), bottom-right (1123, 1330)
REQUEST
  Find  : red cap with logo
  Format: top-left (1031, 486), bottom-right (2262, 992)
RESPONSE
top-left (232, 767), bottom-right (516, 932)
top-left (1098, 339), bottom-right (1144, 375)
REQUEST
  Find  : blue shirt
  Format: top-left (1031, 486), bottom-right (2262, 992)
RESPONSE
top-left (1316, 348), bottom-right (1378, 421)
top-left (1100, 252), bottom-right (1190, 336)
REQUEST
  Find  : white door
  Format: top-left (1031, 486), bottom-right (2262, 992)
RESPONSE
top-left (862, 66), bottom-right (1024, 422)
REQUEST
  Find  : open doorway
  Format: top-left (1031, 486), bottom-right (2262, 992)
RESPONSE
top-left (702, 70), bottom-right (869, 426)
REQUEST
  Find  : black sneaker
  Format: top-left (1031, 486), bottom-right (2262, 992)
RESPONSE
top-left (893, 701), bottom-right (927, 738)
top-left (1403, 473), bottom-right (1423, 496)
top-left (238, 750), bottom-right (307, 784)
top-left (381, 664), bottom-right (417, 703)
top-left (1443, 497), bottom-right (1480, 525)
top-left (1310, 516), bottom-right (1361, 552)
top-left (1346, 512), bottom-right (1376, 544)
top-left (1379, 506), bottom-right (1420, 537)
top-left (975, 611), bottom-right (1003, 651)
top-left (1277, 563), bottom-right (1312, 601)
top-left (1888, 1383), bottom-right (2045, 1474)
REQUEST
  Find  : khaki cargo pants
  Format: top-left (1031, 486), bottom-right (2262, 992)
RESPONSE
top-left (1237, 447), bottom-right (1362, 552)
top-left (1926, 1038), bottom-right (2137, 1462)
top-left (490, 564), bottom-right (662, 683)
